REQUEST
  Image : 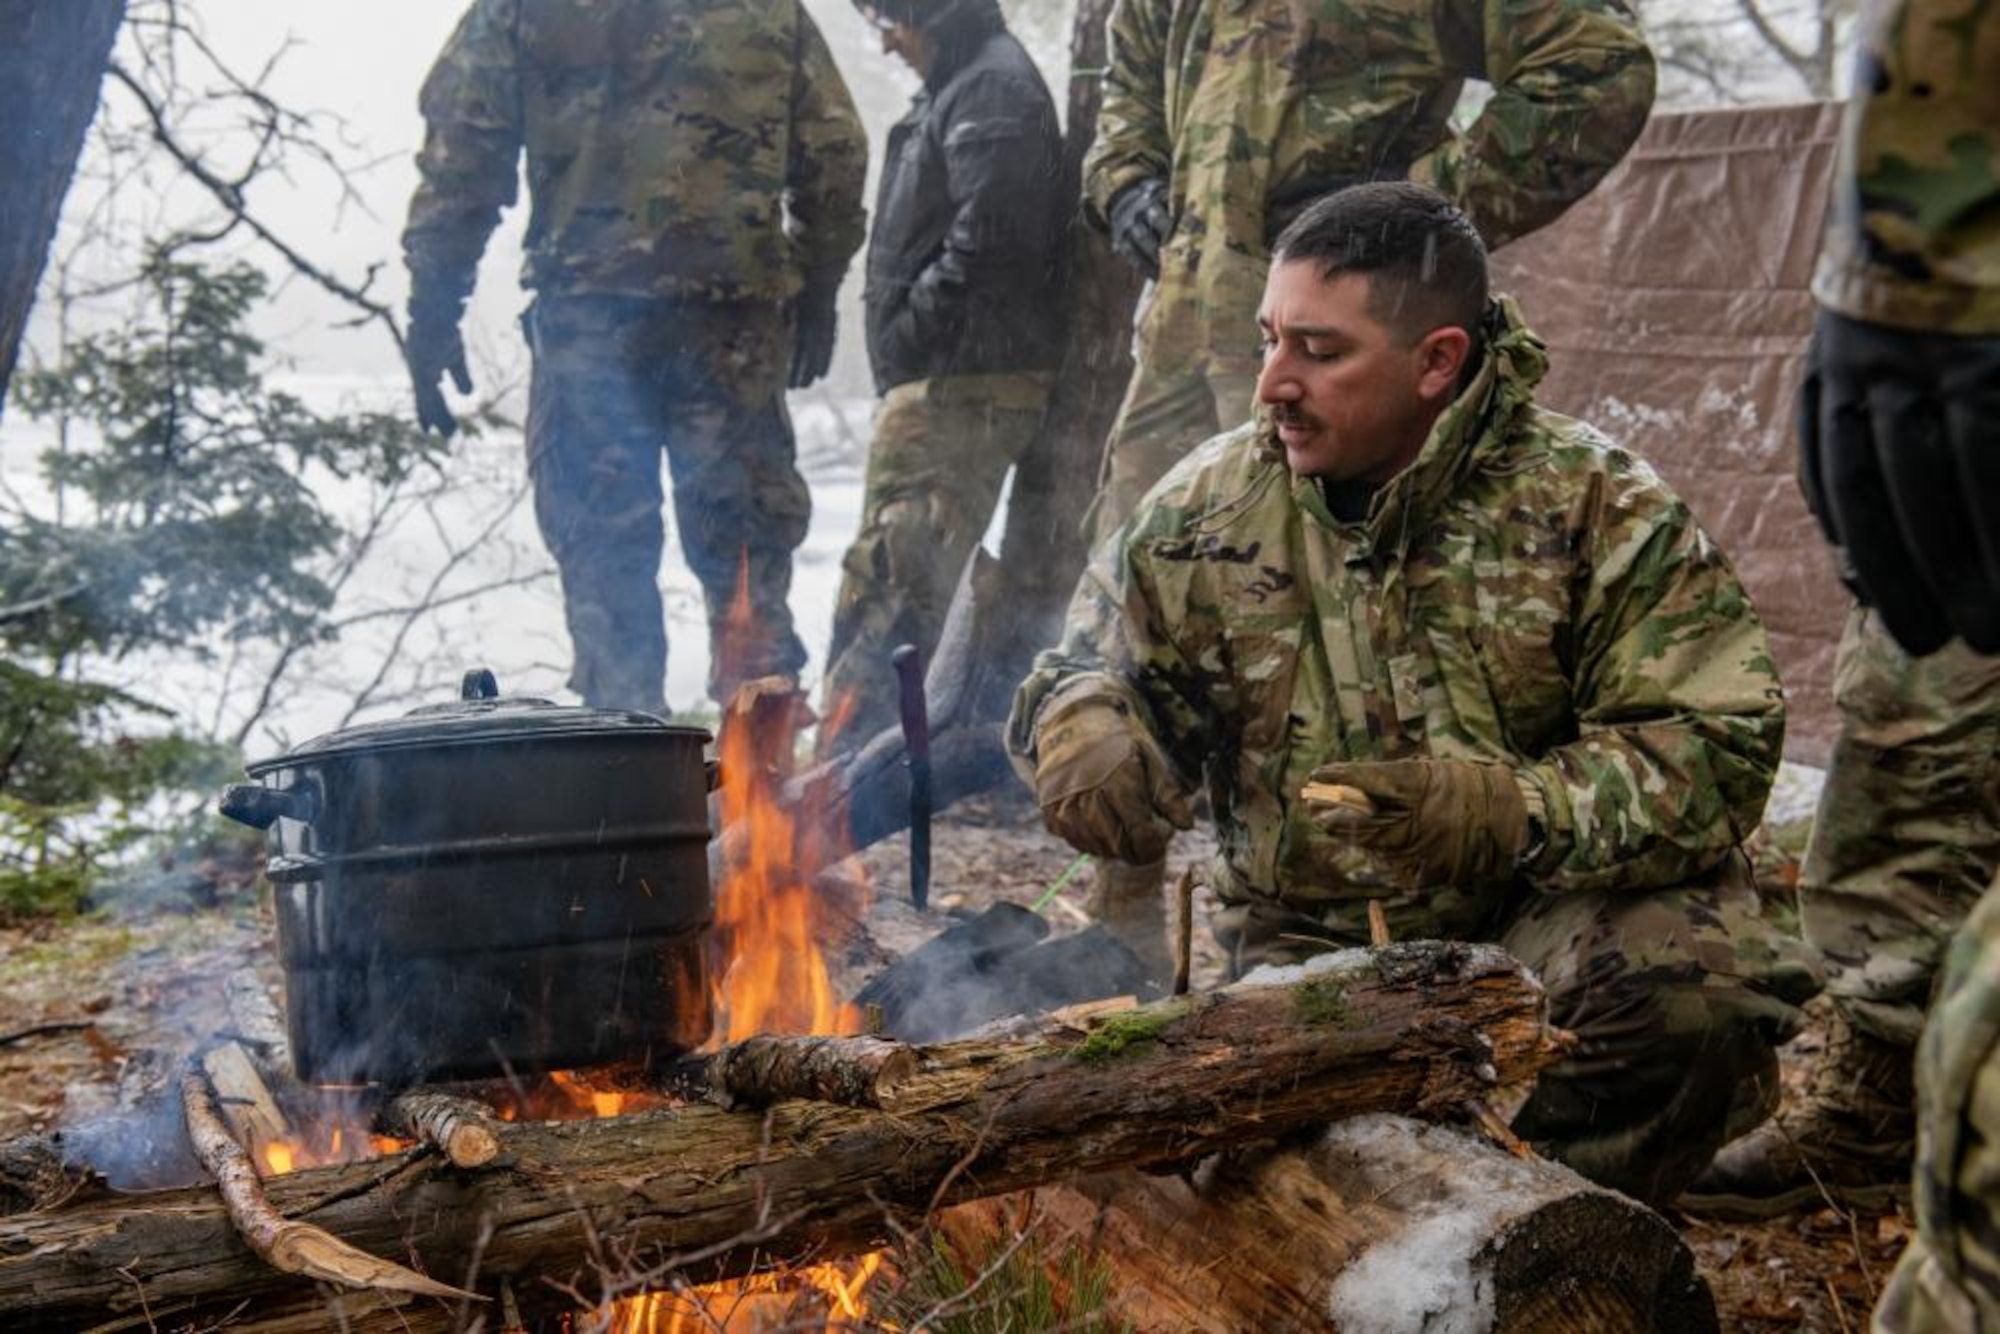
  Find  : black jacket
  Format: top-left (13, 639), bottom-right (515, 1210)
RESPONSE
top-left (863, 4), bottom-right (1064, 393)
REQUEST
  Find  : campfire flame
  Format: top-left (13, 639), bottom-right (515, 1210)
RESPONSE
top-left (599, 660), bottom-right (885, 1328)
top-left (253, 1114), bottom-right (407, 1177)
top-left (705, 675), bottom-right (865, 1045)
top-left (608, 1252), bottom-right (889, 1333)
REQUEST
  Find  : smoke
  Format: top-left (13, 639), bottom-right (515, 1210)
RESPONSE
top-left (853, 903), bottom-right (1158, 1043)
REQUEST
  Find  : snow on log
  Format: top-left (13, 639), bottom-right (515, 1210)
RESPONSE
top-left (949, 1115), bottom-right (1717, 1333)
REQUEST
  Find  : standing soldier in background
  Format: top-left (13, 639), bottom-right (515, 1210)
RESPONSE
top-left (402, 0), bottom-right (867, 714)
top-left (815, 0), bottom-right (1064, 758)
top-left (1074, 0), bottom-right (1658, 974)
top-left (1683, 0), bottom-right (2000, 1230)
top-left (1685, 614), bottom-right (2000, 1216)
top-left (1667, 0), bottom-right (2000, 1320)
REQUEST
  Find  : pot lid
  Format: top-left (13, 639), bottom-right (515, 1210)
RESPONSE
top-left (248, 668), bottom-right (709, 771)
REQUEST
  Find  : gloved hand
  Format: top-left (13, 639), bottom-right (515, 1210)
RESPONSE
top-left (1302, 758), bottom-right (1528, 890)
top-left (1032, 691), bottom-right (1194, 864)
top-left (789, 277), bottom-right (842, 389)
top-left (1797, 308), bottom-right (2000, 655)
top-left (404, 302), bottom-right (472, 438)
top-left (1108, 177), bottom-right (1173, 281)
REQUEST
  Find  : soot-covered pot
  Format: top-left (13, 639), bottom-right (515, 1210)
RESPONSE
top-left (221, 668), bottom-right (715, 1085)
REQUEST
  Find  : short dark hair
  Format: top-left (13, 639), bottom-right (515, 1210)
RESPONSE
top-left (1271, 183), bottom-right (1489, 347)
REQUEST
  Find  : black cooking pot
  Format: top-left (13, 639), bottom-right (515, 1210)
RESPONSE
top-left (221, 668), bottom-right (715, 1086)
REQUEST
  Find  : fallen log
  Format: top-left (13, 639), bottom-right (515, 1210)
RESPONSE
top-left (946, 1114), bottom-right (1717, 1333)
top-left (0, 941), bottom-right (1555, 1330)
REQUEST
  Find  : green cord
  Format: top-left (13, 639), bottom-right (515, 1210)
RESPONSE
top-left (1030, 853), bottom-right (1093, 914)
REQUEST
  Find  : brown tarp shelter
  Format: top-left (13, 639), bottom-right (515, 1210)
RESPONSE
top-left (1492, 101), bottom-right (1847, 765)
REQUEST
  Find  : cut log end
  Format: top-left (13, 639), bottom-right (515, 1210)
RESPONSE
top-left (384, 1092), bottom-right (503, 1170)
top-left (956, 1112), bottom-right (1716, 1334)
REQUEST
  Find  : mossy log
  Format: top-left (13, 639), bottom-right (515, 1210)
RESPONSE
top-left (0, 942), bottom-right (1554, 1331)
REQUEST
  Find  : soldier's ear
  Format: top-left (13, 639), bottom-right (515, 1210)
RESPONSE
top-left (1414, 326), bottom-right (1473, 402)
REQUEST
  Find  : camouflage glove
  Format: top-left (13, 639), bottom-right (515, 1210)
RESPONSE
top-left (1303, 759), bottom-right (1529, 890)
top-left (1032, 690), bottom-right (1194, 864)
top-left (1797, 309), bottom-right (2000, 655)
top-left (1107, 177), bottom-right (1172, 281)
top-left (404, 300), bottom-right (472, 438)
top-left (789, 276), bottom-right (842, 390)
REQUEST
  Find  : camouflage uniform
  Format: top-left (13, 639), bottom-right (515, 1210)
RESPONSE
top-left (1805, 612), bottom-right (2000, 1055)
top-left (1080, 0), bottom-right (1656, 537)
top-left (821, 372), bottom-right (1053, 751)
top-left (404, 0), bottom-right (867, 709)
top-left (1010, 300), bottom-right (1820, 1207)
top-left (1804, 0), bottom-right (2000, 1325)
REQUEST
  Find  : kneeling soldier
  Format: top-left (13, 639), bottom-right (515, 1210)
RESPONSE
top-left (1008, 182), bottom-right (1820, 1207)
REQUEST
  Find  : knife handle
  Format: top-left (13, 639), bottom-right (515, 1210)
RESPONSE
top-left (892, 644), bottom-right (930, 756)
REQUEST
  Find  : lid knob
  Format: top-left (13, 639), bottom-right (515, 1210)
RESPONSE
top-left (461, 668), bottom-right (500, 701)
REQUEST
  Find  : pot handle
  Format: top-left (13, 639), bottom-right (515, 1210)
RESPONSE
top-left (705, 759), bottom-right (724, 792)
top-left (219, 780), bottom-right (320, 830)
top-left (462, 667), bottom-right (500, 701)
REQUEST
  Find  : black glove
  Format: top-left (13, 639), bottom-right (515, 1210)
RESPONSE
top-left (1797, 308), bottom-right (2000, 655)
top-left (789, 278), bottom-right (841, 390)
top-left (404, 302), bottom-right (472, 438)
top-left (1108, 177), bottom-right (1173, 281)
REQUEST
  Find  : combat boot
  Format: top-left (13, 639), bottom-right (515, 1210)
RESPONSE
top-left (1088, 856), bottom-right (1175, 988)
top-left (1680, 1006), bottom-right (1914, 1218)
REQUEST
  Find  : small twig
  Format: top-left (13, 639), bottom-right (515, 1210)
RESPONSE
top-left (1030, 853), bottom-right (1091, 913)
top-left (1172, 865), bottom-right (1196, 996)
top-left (0, 1021), bottom-right (94, 1048)
top-left (180, 1067), bottom-right (481, 1301)
top-left (1467, 1099), bottom-right (1537, 1160)
top-left (1367, 900), bottom-right (1392, 948)
top-left (1826, 1275), bottom-right (1855, 1334)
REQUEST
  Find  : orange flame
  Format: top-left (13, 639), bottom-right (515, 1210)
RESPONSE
top-left (705, 675), bottom-right (865, 1045)
top-left (598, 592), bottom-right (883, 1328)
top-left (256, 1123), bottom-right (408, 1178)
top-left (604, 1254), bottom-right (890, 1333)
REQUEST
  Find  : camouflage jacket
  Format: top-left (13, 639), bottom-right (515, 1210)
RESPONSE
top-left (404, 0), bottom-right (868, 307)
top-left (1082, 0), bottom-right (1655, 379)
top-left (1876, 879), bottom-right (2000, 1332)
top-left (1010, 301), bottom-right (1784, 930)
top-left (1815, 0), bottom-right (2000, 335)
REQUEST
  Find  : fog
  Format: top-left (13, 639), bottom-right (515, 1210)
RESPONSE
top-left (6, 2), bottom-right (1072, 745)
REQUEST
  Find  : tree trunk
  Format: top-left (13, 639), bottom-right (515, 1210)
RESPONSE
top-left (0, 942), bottom-right (1556, 1330)
top-left (947, 1115), bottom-right (1718, 1333)
top-left (0, 0), bottom-right (125, 404)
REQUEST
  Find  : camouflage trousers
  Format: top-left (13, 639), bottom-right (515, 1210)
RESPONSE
top-left (525, 295), bottom-right (810, 711)
top-left (816, 372), bottom-right (1052, 757)
top-left (1089, 336), bottom-right (1257, 545)
top-left (1802, 607), bottom-right (2000, 1051)
top-left (1875, 874), bottom-right (2000, 1334)
top-left (1214, 858), bottom-right (1821, 1208)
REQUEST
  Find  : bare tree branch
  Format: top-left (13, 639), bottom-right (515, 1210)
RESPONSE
top-left (100, 59), bottom-right (407, 354)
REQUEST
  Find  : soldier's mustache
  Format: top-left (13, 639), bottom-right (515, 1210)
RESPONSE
top-left (1269, 405), bottom-right (1320, 430)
